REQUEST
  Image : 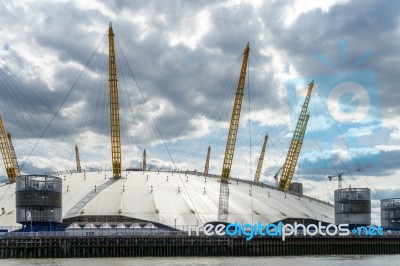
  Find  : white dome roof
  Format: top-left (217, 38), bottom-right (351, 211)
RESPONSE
top-left (0, 170), bottom-right (334, 228)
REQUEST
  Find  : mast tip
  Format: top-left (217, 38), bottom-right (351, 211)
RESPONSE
top-left (109, 22), bottom-right (112, 27)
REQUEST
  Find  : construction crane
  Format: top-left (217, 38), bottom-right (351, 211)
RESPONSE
top-left (75, 145), bottom-right (82, 173)
top-left (108, 22), bottom-right (122, 178)
top-left (218, 42), bottom-right (250, 222)
top-left (254, 134), bottom-right (268, 183)
top-left (278, 81), bottom-right (314, 191)
top-left (7, 133), bottom-right (20, 175)
top-left (143, 149), bottom-right (147, 171)
top-left (327, 165), bottom-right (371, 189)
top-left (204, 146), bottom-right (211, 175)
top-left (0, 115), bottom-right (18, 183)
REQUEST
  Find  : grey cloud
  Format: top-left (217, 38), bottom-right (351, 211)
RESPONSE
top-left (0, 0), bottom-right (399, 185)
top-left (376, 188), bottom-right (400, 200)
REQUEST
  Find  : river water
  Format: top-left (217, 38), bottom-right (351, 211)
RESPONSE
top-left (1, 255), bottom-right (399, 266)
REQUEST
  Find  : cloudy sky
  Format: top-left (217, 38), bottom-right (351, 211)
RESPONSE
top-left (0, 0), bottom-right (399, 223)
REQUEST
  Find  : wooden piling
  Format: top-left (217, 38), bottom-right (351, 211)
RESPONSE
top-left (0, 235), bottom-right (399, 258)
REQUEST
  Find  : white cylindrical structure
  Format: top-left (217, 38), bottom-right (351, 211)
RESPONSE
top-left (381, 198), bottom-right (400, 229)
top-left (16, 175), bottom-right (62, 225)
top-left (334, 188), bottom-right (371, 226)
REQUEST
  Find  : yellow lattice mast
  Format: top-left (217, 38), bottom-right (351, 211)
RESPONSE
top-left (108, 22), bottom-right (122, 178)
top-left (278, 81), bottom-right (314, 191)
top-left (7, 133), bottom-right (20, 176)
top-left (218, 43), bottom-right (250, 221)
top-left (0, 115), bottom-right (18, 183)
top-left (75, 145), bottom-right (82, 173)
top-left (254, 134), bottom-right (268, 183)
top-left (142, 149), bottom-right (146, 171)
top-left (204, 146), bottom-right (211, 175)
